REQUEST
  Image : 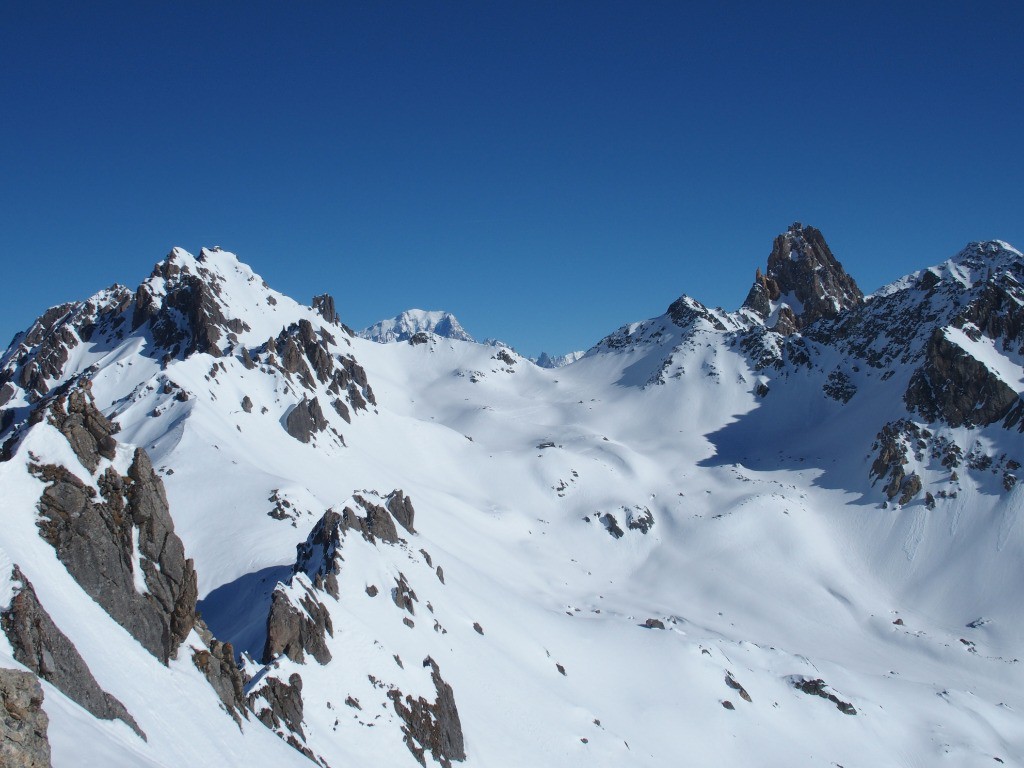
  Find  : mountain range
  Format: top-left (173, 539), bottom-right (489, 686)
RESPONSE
top-left (2, 224), bottom-right (1023, 767)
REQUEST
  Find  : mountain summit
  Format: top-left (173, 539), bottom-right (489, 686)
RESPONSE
top-left (359, 309), bottom-right (474, 343)
top-left (741, 222), bottom-right (864, 333)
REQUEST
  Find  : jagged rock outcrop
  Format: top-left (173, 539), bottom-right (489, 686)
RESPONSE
top-left (293, 511), bottom-right (343, 597)
top-left (263, 584), bottom-right (334, 665)
top-left (192, 618), bottom-right (248, 724)
top-left (247, 672), bottom-right (322, 764)
top-left (742, 223), bottom-right (863, 333)
top-left (132, 250), bottom-right (248, 358)
top-left (32, 387), bottom-right (197, 663)
top-left (0, 668), bottom-right (51, 768)
top-left (385, 490), bottom-right (416, 534)
top-left (392, 573), bottom-right (418, 615)
top-left (789, 676), bottom-right (857, 715)
top-left (44, 379), bottom-right (117, 472)
top-left (257, 317), bottom-right (374, 439)
top-left (284, 397), bottom-right (329, 444)
top-left (311, 294), bottom-right (339, 326)
top-left (1, 567), bottom-right (143, 738)
top-left (625, 505), bottom-right (654, 534)
top-left (388, 658), bottom-right (466, 767)
top-left (342, 494), bottom-right (402, 545)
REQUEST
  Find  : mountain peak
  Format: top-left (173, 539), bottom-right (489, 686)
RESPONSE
top-left (359, 309), bottom-right (474, 344)
top-left (741, 223), bottom-right (863, 333)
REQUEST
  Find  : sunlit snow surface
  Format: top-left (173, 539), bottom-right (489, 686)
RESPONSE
top-left (1, 246), bottom-right (1022, 767)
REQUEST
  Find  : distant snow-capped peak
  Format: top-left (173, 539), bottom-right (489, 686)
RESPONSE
top-left (533, 350), bottom-right (585, 368)
top-left (359, 309), bottom-right (474, 343)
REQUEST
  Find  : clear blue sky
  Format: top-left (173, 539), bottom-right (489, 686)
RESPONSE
top-left (2, 2), bottom-right (1022, 356)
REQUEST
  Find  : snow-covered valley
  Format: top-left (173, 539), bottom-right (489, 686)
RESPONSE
top-left (2, 225), bottom-right (1023, 767)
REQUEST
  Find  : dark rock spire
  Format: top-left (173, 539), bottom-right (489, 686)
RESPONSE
top-left (742, 223), bottom-right (864, 333)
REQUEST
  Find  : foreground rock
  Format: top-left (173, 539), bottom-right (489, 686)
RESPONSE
top-left (0, 668), bottom-right (51, 768)
top-left (32, 385), bottom-right (197, 663)
top-left (1, 567), bottom-right (143, 737)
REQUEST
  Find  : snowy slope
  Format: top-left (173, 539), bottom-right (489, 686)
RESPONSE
top-left (2, 232), bottom-right (1024, 767)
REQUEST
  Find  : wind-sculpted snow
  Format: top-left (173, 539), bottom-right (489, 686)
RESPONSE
top-left (2, 230), bottom-right (1024, 766)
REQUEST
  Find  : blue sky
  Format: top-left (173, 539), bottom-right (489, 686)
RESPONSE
top-left (2, 2), bottom-right (1022, 356)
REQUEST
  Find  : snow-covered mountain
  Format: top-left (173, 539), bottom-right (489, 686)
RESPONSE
top-left (360, 309), bottom-right (474, 344)
top-left (3, 227), bottom-right (1024, 767)
top-left (533, 350), bottom-right (585, 369)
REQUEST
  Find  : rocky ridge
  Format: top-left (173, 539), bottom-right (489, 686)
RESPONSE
top-left (1, 231), bottom-right (1023, 766)
top-left (589, 229), bottom-right (1024, 506)
top-left (246, 488), bottom-right (465, 766)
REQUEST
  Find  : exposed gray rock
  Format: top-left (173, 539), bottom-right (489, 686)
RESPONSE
top-left (262, 584), bottom-right (333, 665)
top-left (240, 347), bottom-right (256, 370)
top-left (311, 294), bottom-right (339, 326)
top-left (284, 397), bottom-right (328, 444)
top-left (600, 513), bottom-right (624, 539)
top-left (391, 573), bottom-right (418, 615)
top-left (388, 658), bottom-right (466, 767)
top-left (725, 672), bottom-right (752, 703)
top-left (0, 668), bottom-right (51, 768)
top-left (330, 398), bottom-right (351, 424)
top-left (247, 672), bottom-right (322, 764)
top-left (44, 380), bottom-right (117, 472)
top-left (127, 448), bottom-right (198, 653)
top-left (385, 490), bottom-right (416, 534)
top-left (495, 349), bottom-right (516, 367)
top-left (898, 473), bottom-right (923, 505)
top-left (625, 506), bottom-right (654, 534)
top-left (262, 490), bottom-right (415, 667)
top-left (789, 676), bottom-right (857, 715)
top-left (343, 494), bottom-right (401, 545)
top-left (1, 567), bottom-right (144, 738)
top-left (823, 369), bottom-right (856, 403)
top-left (0, 286), bottom-right (129, 406)
top-left (191, 618), bottom-right (247, 724)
